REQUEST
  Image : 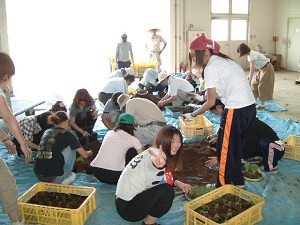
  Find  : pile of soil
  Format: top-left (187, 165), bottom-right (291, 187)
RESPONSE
top-left (27, 191), bottom-right (87, 209)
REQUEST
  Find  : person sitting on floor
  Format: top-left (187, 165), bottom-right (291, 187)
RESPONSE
top-left (138, 68), bottom-right (166, 94)
top-left (34, 111), bottom-right (93, 184)
top-left (157, 72), bottom-right (194, 108)
top-left (98, 74), bottom-right (135, 105)
top-left (50, 100), bottom-right (67, 113)
top-left (101, 92), bottom-right (123, 130)
top-left (205, 99), bottom-right (285, 174)
top-left (117, 94), bottom-right (167, 148)
top-left (8, 111), bottom-right (53, 156)
top-left (90, 113), bottom-right (143, 184)
top-left (69, 88), bottom-right (98, 146)
top-left (115, 125), bottom-right (192, 225)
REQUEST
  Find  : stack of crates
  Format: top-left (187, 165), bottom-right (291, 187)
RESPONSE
top-left (133, 61), bottom-right (157, 78)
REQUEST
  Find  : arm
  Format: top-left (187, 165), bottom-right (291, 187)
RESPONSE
top-left (159, 42), bottom-right (167, 55)
top-left (76, 147), bottom-right (93, 159)
top-left (69, 117), bottom-right (89, 137)
top-left (129, 44), bottom-right (134, 64)
top-left (0, 128), bottom-right (17, 155)
top-left (248, 61), bottom-right (256, 83)
top-left (174, 180), bottom-right (192, 194)
top-left (0, 97), bottom-right (32, 163)
top-left (101, 112), bottom-right (114, 130)
top-left (91, 104), bottom-right (98, 119)
top-left (157, 95), bottom-right (177, 107)
top-left (191, 88), bottom-right (217, 117)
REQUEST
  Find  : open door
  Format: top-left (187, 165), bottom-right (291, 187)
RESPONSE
top-left (286, 17), bottom-right (300, 72)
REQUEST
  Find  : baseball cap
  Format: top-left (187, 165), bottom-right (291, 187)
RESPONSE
top-left (117, 94), bottom-right (130, 109)
top-left (125, 67), bottom-right (135, 76)
top-left (158, 72), bottom-right (169, 83)
top-left (189, 33), bottom-right (220, 54)
top-left (118, 113), bottom-right (134, 125)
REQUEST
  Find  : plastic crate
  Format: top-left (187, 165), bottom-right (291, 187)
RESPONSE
top-left (133, 61), bottom-right (156, 78)
top-left (184, 184), bottom-right (265, 225)
top-left (18, 182), bottom-right (97, 225)
top-left (179, 115), bottom-right (213, 138)
top-left (283, 135), bottom-right (300, 161)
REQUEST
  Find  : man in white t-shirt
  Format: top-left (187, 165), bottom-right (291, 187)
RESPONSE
top-left (115, 33), bottom-right (134, 69)
top-left (117, 94), bottom-right (166, 147)
top-left (157, 72), bottom-right (194, 107)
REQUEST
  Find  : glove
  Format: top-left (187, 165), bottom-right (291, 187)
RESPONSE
top-left (182, 113), bottom-right (195, 121)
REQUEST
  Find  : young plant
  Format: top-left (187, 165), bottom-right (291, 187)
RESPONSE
top-left (244, 162), bottom-right (259, 174)
top-left (188, 185), bottom-right (214, 199)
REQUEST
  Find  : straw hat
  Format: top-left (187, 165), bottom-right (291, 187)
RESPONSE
top-left (148, 28), bottom-right (161, 32)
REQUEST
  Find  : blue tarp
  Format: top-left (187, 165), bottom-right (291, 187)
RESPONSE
top-left (0, 100), bottom-right (299, 225)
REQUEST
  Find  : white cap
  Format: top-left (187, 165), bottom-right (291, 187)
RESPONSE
top-left (125, 67), bottom-right (135, 76)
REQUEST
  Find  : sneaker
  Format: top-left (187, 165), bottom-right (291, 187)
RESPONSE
top-left (259, 166), bottom-right (278, 174)
top-left (206, 183), bottom-right (216, 188)
top-left (61, 172), bottom-right (77, 184)
top-left (256, 105), bottom-right (265, 110)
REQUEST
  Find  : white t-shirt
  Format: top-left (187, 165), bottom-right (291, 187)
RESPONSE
top-left (116, 147), bottom-right (166, 201)
top-left (126, 98), bottom-right (166, 126)
top-left (167, 76), bottom-right (194, 97)
top-left (107, 69), bottom-right (123, 79)
top-left (205, 55), bottom-right (255, 108)
top-left (248, 50), bottom-right (270, 69)
top-left (90, 129), bottom-right (142, 171)
top-left (116, 41), bottom-right (133, 62)
top-left (100, 77), bottom-right (128, 94)
top-left (147, 35), bottom-right (167, 52)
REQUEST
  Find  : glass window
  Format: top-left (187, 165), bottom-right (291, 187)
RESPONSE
top-left (211, 0), bottom-right (229, 13)
top-left (231, 20), bottom-right (247, 40)
top-left (232, 0), bottom-right (249, 14)
top-left (211, 19), bottom-right (228, 41)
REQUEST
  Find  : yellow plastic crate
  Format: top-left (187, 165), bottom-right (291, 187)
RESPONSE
top-left (133, 61), bottom-right (157, 78)
top-left (184, 184), bottom-right (265, 225)
top-left (18, 182), bottom-right (97, 225)
top-left (283, 135), bottom-right (300, 161)
top-left (179, 115), bottom-right (213, 138)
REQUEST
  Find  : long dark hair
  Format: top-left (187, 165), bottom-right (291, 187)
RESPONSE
top-left (189, 49), bottom-right (233, 69)
top-left (113, 123), bottom-right (135, 136)
top-left (0, 52), bottom-right (15, 78)
top-left (154, 126), bottom-right (183, 172)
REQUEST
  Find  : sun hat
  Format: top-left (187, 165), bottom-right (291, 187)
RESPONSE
top-left (117, 94), bottom-right (130, 109)
top-left (125, 67), bottom-right (135, 76)
top-left (189, 33), bottom-right (220, 54)
top-left (117, 113), bottom-right (134, 125)
top-left (148, 28), bottom-right (161, 32)
top-left (158, 72), bottom-right (169, 83)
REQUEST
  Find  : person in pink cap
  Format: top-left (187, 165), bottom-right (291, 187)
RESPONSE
top-left (183, 33), bottom-right (256, 189)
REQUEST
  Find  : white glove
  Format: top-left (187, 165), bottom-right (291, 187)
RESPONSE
top-left (194, 95), bottom-right (204, 102)
top-left (182, 113), bottom-right (195, 120)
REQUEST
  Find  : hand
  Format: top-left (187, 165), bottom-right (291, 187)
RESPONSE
top-left (81, 130), bottom-right (90, 137)
top-left (4, 139), bottom-right (17, 155)
top-left (205, 156), bottom-right (218, 168)
top-left (87, 150), bottom-right (93, 158)
top-left (182, 113), bottom-right (195, 120)
top-left (20, 144), bottom-right (32, 164)
top-left (157, 100), bottom-right (165, 107)
top-left (207, 134), bottom-right (217, 145)
top-left (148, 146), bottom-right (166, 169)
top-left (175, 180), bottom-right (192, 194)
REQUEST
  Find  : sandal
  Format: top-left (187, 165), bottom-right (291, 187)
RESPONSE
top-left (255, 105), bottom-right (265, 110)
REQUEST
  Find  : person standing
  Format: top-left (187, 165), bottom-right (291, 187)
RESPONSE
top-left (0, 52), bottom-right (32, 225)
top-left (183, 34), bottom-right (256, 188)
top-left (115, 126), bottom-right (192, 225)
top-left (145, 28), bottom-right (167, 72)
top-left (115, 33), bottom-right (134, 69)
top-left (237, 43), bottom-right (275, 110)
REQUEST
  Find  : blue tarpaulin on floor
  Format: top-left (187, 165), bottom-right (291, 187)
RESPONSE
top-left (0, 100), bottom-right (299, 225)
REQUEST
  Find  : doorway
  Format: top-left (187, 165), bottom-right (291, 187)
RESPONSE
top-left (286, 17), bottom-right (300, 72)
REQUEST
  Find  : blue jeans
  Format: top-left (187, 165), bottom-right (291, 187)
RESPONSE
top-left (52, 146), bottom-right (76, 183)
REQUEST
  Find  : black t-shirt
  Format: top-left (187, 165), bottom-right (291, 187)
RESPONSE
top-left (34, 127), bottom-right (81, 177)
top-left (243, 117), bottom-right (279, 159)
